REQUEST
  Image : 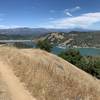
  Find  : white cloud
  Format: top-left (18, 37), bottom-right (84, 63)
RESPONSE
top-left (48, 12), bottom-right (100, 29)
top-left (70, 6), bottom-right (81, 12)
top-left (65, 12), bottom-right (72, 17)
top-left (64, 6), bottom-right (81, 16)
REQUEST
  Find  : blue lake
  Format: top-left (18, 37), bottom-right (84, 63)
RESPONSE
top-left (52, 47), bottom-right (100, 56)
top-left (24, 42), bottom-right (100, 56)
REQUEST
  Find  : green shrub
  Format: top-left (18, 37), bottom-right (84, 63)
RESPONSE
top-left (58, 49), bottom-right (82, 65)
top-left (58, 49), bottom-right (100, 79)
top-left (36, 40), bottom-right (53, 52)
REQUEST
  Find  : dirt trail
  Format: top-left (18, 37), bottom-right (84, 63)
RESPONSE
top-left (0, 60), bottom-right (36, 100)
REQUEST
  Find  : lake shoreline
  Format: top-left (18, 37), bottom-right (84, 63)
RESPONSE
top-left (52, 47), bottom-right (100, 56)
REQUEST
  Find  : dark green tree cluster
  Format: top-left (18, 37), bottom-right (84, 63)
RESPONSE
top-left (58, 49), bottom-right (82, 65)
top-left (78, 57), bottom-right (100, 79)
top-left (58, 49), bottom-right (100, 79)
top-left (36, 40), bottom-right (53, 52)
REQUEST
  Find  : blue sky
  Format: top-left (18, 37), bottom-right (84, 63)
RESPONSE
top-left (0, 0), bottom-right (100, 29)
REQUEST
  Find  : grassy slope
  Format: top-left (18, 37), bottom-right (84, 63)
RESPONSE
top-left (0, 74), bottom-right (12, 100)
top-left (0, 60), bottom-right (35, 100)
top-left (0, 46), bottom-right (100, 100)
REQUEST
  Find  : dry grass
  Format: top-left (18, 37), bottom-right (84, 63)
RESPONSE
top-left (0, 74), bottom-right (12, 100)
top-left (0, 46), bottom-right (100, 100)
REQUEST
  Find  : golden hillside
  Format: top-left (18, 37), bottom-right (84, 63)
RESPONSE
top-left (0, 46), bottom-right (100, 100)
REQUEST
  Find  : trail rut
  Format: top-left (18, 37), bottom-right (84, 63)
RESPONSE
top-left (0, 60), bottom-right (36, 100)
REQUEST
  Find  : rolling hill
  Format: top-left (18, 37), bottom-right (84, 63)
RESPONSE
top-left (0, 46), bottom-right (100, 100)
top-left (36, 31), bottom-right (100, 48)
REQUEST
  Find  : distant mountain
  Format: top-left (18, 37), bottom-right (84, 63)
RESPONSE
top-left (0, 28), bottom-right (51, 40)
top-left (0, 28), bottom-right (46, 35)
top-left (0, 28), bottom-right (65, 35)
top-left (0, 27), bottom-right (99, 42)
top-left (0, 27), bottom-right (94, 35)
